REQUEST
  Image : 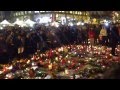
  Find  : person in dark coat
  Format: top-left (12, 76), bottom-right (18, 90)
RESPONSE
top-left (94, 25), bottom-right (101, 45)
top-left (109, 24), bottom-right (119, 56)
top-left (118, 24), bottom-right (120, 44)
top-left (24, 34), bottom-right (33, 57)
top-left (16, 35), bottom-right (24, 59)
top-left (0, 35), bottom-right (8, 64)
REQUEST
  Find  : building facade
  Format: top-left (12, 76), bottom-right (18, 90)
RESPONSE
top-left (0, 11), bottom-right (114, 24)
top-left (10, 11), bottom-right (90, 23)
top-left (0, 11), bottom-right (11, 21)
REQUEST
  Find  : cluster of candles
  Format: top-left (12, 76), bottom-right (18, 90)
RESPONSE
top-left (0, 45), bottom-right (120, 79)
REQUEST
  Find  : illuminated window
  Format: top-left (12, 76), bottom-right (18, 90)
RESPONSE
top-left (13, 13), bottom-right (16, 16)
top-left (84, 12), bottom-right (86, 15)
top-left (75, 11), bottom-right (77, 14)
top-left (40, 11), bottom-right (45, 12)
top-left (21, 11), bottom-right (24, 15)
top-left (25, 11), bottom-right (27, 14)
top-left (70, 11), bottom-right (73, 14)
top-left (18, 12), bottom-right (21, 15)
top-left (61, 11), bottom-right (64, 12)
top-left (56, 14), bottom-right (58, 17)
top-left (72, 11), bottom-right (75, 14)
top-left (16, 13), bottom-right (18, 16)
top-left (35, 11), bottom-right (39, 13)
top-left (50, 14), bottom-right (52, 17)
top-left (28, 11), bottom-right (31, 13)
top-left (80, 12), bottom-right (82, 15)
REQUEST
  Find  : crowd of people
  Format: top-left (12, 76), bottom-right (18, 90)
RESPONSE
top-left (0, 23), bottom-right (120, 64)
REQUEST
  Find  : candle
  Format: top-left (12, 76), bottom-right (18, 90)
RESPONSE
top-left (66, 55), bottom-right (68, 58)
top-left (89, 58), bottom-right (92, 60)
top-left (61, 47), bottom-right (63, 51)
top-left (58, 48), bottom-right (61, 52)
top-left (27, 60), bottom-right (30, 64)
top-left (55, 57), bottom-right (58, 61)
top-left (40, 54), bottom-right (43, 57)
top-left (65, 69), bottom-right (69, 75)
top-left (7, 65), bottom-right (13, 70)
top-left (0, 71), bottom-right (3, 74)
top-left (48, 63), bottom-right (52, 70)
top-left (32, 62), bottom-right (35, 66)
top-left (68, 47), bottom-right (70, 49)
top-left (31, 58), bottom-right (34, 60)
top-left (68, 60), bottom-right (70, 64)
top-left (98, 52), bottom-right (100, 55)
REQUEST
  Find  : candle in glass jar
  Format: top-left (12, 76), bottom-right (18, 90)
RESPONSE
top-left (66, 55), bottom-right (68, 58)
top-left (65, 69), bottom-right (69, 75)
top-left (48, 63), bottom-right (52, 70)
top-left (61, 47), bottom-right (63, 51)
top-left (40, 54), bottom-right (43, 57)
top-left (68, 60), bottom-right (70, 63)
top-left (31, 58), bottom-right (34, 60)
top-left (55, 57), bottom-right (58, 61)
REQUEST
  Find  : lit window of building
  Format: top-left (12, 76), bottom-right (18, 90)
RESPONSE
top-left (80, 12), bottom-right (82, 15)
top-left (21, 11), bottom-right (24, 15)
top-left (34, 11), bottom-right (39, 13)
top-left (75, 11), bottom-right (77, 14)
top-left (72, 11), bottom-right (75, 14)
top-left (56, 14), bottom-right (58, 17)
top-left (40, 11), bottom-right (45, 12)
top-left (25, 11), bottom-right (27, 14)
top-left (28, 11), bottom-right (31, 13)
top-left (18, 12), bottom-right (21, 15)
top-left (70, 11), bottom-right (73, 14)
top-left (16, 13), bottom-right (18, 16)
top-left (14, 13), bottom-right (16, 16)
top-left (84, 12), bottom-right (86, 15)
